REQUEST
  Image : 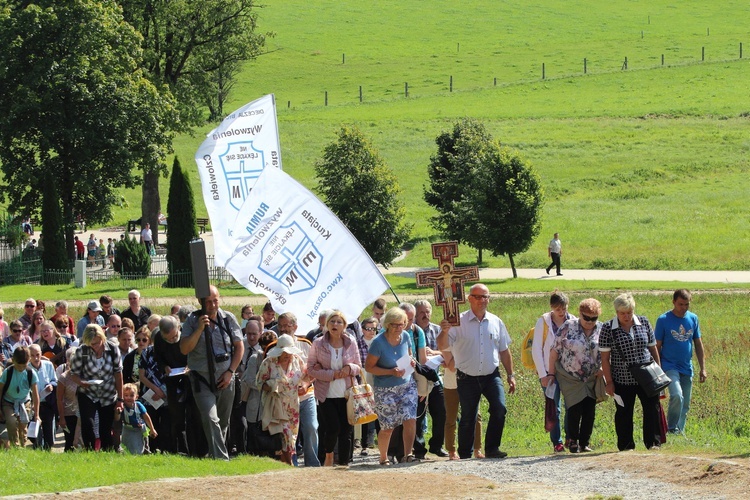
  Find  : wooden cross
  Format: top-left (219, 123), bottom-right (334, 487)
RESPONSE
top-left (415, 241), bottom-right (479, 325)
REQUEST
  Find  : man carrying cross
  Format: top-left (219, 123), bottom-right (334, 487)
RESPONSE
top-left (437, 283), bottom-right (516, 459)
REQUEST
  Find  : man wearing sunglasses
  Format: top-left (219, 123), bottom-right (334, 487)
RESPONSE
top-left (17, 299), bottom-right (37, 330)
top-left (437, 283), bottom-right (516, 460)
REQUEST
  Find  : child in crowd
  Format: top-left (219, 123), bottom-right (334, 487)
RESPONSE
top-left (0, 346), bottom-right (40, 447)
top-left (115, 383), bottom-right (157, 455)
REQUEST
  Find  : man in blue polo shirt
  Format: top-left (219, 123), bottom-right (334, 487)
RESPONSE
top-left (655, 289), bottom-right (707, 435)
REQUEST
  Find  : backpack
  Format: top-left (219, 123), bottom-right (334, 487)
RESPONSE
top-left (0, 366), bottom-right (33, 402)
top-left (521, 321), bottom-right (548, 370)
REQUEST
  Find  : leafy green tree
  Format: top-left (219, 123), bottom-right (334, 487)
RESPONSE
top-left (118, 0), bottom-right (270, 244)
top-left (41, 172), bottom-right (70, 283)
top-left (424, 119), bottom-right (494, 263)
top-left (0, 0), bottom-right (177, 259)
top-left (470, 144), bottom-right (544, 277)
top-left (166, 157), bottom-right (199, 287)
top-left (315, 126), bottom-right (412, 267)
top-left (114, 235), bottom-right (151, 278)
top-left (424, 120), bottom-right (544, 274)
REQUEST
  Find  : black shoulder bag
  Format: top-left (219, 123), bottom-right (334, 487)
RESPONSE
top-left (613, 331), bottom-right (671, 398)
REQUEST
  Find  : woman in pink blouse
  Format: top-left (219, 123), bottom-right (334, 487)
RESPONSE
top-left (307, 310), bottom-right (362, 466)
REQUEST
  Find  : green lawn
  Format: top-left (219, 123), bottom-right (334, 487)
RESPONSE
top-left (0, 449), bottom-right (286, 496)
top-left (4, 0), bottom-right (750, 272)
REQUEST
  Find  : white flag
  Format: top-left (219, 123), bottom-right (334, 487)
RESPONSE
top-left (195, 94), bottom-right (282, 266)
top-left (224, 166), bottom-right (389, 333)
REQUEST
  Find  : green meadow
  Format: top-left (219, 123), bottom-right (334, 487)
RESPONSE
top-left (4, 1), bottom-right (750, 271)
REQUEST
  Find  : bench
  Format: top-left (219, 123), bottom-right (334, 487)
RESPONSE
top-left (196, 217), bottom-right (209, 234)
top-left (127, 219), bottom-right (141, 233)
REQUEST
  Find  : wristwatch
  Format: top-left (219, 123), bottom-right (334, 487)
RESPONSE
top-left (508, 373), bottom-right (515, 379)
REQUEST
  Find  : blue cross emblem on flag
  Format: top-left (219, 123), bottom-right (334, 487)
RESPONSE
top-left (260, 222), bottom-right (323, 294)
top-left (219, 141), bottom-right (265, 211)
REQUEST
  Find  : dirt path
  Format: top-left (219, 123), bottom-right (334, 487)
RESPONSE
top-left (37, 452), bottom-right (749, 499)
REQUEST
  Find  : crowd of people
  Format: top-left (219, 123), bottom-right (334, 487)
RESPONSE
top-left (0, 284), bottom-right (706, 466)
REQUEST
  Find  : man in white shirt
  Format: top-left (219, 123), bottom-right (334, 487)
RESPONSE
top-left (140, 222), bottom-right (153, 254)
top-left (546, 232), bottom-right (563, 276)
top-left (438, 283), bottom-right (516, 459)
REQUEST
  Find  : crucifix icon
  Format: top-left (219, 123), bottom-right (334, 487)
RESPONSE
top-left (415, 241), bottom-right (479, 325)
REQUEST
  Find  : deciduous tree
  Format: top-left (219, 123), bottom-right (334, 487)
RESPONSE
top-left (0, 0), bottom-right (177, 259)
top-left (470, 144), bottom-right (544, 277)
top-left (424, 119), bottom-right (544, 274)
top-left (119, 0), bottom-right (270, 244)
top-left (315, 126), bottom-right (411, 267)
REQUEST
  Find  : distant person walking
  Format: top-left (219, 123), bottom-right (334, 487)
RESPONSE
top-left (140, 222), bottom-right (153, 255)
top-left (546, 232), bottom-right (563, 276)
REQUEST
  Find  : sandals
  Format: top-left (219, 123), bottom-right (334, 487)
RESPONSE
top-left (379, 459), bottom-right (391, 466)
top-left (404, 454), bottom-right (420, 463)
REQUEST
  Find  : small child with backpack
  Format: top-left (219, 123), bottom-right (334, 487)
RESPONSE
top-left (115, 382), bottom-right (157, 455)
top-left (0, 346), bottom-right (41, 447)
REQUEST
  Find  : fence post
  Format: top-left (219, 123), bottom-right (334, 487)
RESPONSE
top-left (584, 58), bottom-right (587, 74)
top-left (342, 53), bottom-right (345, 64)
top-left (702, 46), bottom-right (705, 61)
top-left (707, 28), bottom-right (710, 36)
top-left (450, 75), bottom-right (453, 92)
top-left (741, 43), bottom-right (743, 59)
top-left (662, 54), bottom-right (664, 66)
top-left (325, 91), bottom-right (328, 106)
top-left (542, 63), bottom-right (545, 79)
top-left (641, 30), bottom-right (644, 39)
top-left (287, 100), bottom-right (290, 108)
top-left (622, 57), bottom-right (628, 70)
top-left (457, 42), bottom-right (460, 53)
top-left (405, 82), bottom-right (408, 98)
top-left (494, 77), bottom-right (497, 86)
top-left (359, 85), bottom-right (363, 103)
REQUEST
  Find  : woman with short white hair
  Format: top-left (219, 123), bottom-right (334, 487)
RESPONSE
top-left (599, 293), bottom-right (662, 450)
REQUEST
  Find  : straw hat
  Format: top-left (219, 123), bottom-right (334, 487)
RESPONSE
top-left (266, 334), bottom-right (302, 358)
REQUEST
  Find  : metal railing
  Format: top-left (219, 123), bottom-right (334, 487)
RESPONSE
top-left (0, 254), bottom-right (241, 289)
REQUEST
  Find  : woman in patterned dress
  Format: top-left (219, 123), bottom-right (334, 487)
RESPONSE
top-left (544, 298), bottom-right (602, 453)
top-left (256, 334), bottom-right (305, 465)
top-left (365, 307), bottom-right (418, 465)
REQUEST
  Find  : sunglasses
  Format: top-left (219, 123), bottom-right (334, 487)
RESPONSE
top-left (12, 328), bottom-right (23, 333)
top-left (25, 304), bottom-right (35, 308)
top-left (363, 326), bottom-right (377, 332)
top-left (136, 338), bottom-right (149, 343)
top-left (581, 313), bottom-right (599, 322)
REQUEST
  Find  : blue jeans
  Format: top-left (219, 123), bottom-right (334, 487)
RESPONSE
top-left (456, 368), bottom-right (506, 459)
top-left (297, 396), bottom-right (320, 466)
top-left (665, 370), bottom-right (692, 433)
top-left (539, 381), bottom-right (564, 446)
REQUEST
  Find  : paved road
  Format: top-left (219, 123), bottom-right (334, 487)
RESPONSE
top-left (92, 227), bottom-right (750, 284)
top-left (382, 267), bottom-right (750, 283)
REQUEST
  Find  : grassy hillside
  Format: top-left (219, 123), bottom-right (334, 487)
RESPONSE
top-left (6, 1), bottom-right (750, 270)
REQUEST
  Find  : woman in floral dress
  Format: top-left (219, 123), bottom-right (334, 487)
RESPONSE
top-left (256, 334), bottom-right (305, 465)
top-left (544, 298), bottom-right (603, 453)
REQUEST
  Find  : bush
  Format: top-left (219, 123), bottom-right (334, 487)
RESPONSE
top-left (114, 235), bottom-right (151, 278)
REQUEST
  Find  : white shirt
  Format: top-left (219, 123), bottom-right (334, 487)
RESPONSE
top-left (549, 238), bottom-right (561, 253)
top-left (141, 228), bottom-right (153, 242)
top-left (447, 309), bottom-right (511, 377)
